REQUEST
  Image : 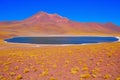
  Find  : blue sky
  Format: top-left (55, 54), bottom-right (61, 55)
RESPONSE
top-left (0, 0), bottom-right (120, 26)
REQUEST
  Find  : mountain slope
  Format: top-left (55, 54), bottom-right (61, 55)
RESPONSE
top-left (0, 11), bottom-right (120, 36)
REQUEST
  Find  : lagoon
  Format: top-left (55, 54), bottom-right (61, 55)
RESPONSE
top-left (5, 36), bottom-right (119, 44)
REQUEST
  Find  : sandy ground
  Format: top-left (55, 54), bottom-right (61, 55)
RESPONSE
top-left (0, 35), bottom-right (120, 80)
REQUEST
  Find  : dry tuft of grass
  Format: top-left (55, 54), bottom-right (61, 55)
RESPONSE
top-left (39, 69), bottom-right (49, 77)
top-left (23, 68), bottom-right (29, 73)
top-left (70, 66), bottom-right (79, 74)
top-left (80, 73), bottom-right (91, 79)
top-left (103, 74), bottom-right (111, 79)
top-left (15, 66), bottom-right (19, 70)
top-left (49, 77), bottom-right (58, 80)
top-left (9, 72), bottom-right (16, 76)
top-left (16, 74), bottom-right (23, 80)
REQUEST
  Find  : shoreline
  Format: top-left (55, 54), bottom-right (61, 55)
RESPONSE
top-left (116, 36), bottom-right (120, 42)
top-left (3, 35), bottom-right (120, 47)
top-left (10, 34), bottom-right (118, 37)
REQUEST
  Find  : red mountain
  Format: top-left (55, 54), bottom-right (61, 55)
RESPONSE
top-left (23, 12), bottom-right (70, 24)
top-left (0, 12), bottom-right (120, 35)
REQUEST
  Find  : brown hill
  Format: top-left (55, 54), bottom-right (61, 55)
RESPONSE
top-left (0, 12), bottom-right (120, 36)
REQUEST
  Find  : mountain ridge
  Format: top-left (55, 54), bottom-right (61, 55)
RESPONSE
top-left (0, 11), bottom-right (120, 35)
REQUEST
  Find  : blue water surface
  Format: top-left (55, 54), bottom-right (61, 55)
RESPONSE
top-left (5, 36), bottom-right (118, 44)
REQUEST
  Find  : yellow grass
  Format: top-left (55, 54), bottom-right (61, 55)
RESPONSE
top-left (0, 33), bottom-right (120, 80)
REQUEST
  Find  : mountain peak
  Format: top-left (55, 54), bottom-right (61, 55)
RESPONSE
top-left (23, 11), bottom-right (69, 23)
top-left (105, 22), bottom-right (117, 27)
top-left (39, 11), bottom-right (47, 14)
top-left (35, 11), bottom-right (48, 16)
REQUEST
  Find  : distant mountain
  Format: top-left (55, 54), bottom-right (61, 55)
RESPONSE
top-left (23, 12), bottom-right (70, 24)
top-left (0, 11), bottom-right (120, 35)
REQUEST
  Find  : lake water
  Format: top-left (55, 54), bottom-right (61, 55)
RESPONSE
top-left (5, 36), bottom-right (119, 44)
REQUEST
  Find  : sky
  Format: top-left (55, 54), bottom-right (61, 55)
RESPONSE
top-left (0, 0), bottom-right (120, 26)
